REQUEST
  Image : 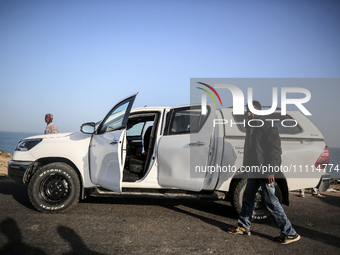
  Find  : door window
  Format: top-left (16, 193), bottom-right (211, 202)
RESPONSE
top-left (127, 122), bottom-right (145, 136)
top-left (98, 99), bottom-right (132, 134)
top-left (165, 106), bottom-right (211, 135)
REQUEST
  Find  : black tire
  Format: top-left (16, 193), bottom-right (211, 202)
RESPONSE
top-left (28, 162), bottom-right (80, 213)
top-left (232, 178), bottom-right (283, 222)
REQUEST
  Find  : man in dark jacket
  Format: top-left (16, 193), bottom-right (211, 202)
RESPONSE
top-left (228, 101), bottom-right (300, 244)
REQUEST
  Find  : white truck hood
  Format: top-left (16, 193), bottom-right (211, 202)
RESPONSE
top-left (13, 132), bottom-right (92, 162)
top-left (23, 132), bottom-right (74, 140)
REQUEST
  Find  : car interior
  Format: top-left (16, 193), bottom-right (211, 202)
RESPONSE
top-left (123, 112), bottom-right (160, 182)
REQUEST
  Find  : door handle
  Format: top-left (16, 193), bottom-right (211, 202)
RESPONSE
top-left (189, 141), bottom-right (205, 146)
top-left (109, 140), bottom-right (119, 144)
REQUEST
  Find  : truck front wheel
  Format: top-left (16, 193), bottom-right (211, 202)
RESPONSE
top-left (28, 162), bottom-right (80, 213)
top-left (232, 178), bottom-right (283, 222)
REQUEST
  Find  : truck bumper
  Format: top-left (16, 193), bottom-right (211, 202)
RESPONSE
top-left (318, 174), bottom-right (331, 192)
top-left (8, 161), bottom-right (33, 183)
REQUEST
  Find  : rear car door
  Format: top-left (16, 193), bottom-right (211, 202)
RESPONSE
top-left (158, 104), bottom-right (216, 191)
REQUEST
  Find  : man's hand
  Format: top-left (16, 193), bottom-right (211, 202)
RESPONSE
top-left (267, 174), bottom-right (275, 184)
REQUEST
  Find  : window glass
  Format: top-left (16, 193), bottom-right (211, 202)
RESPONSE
top-left (143, 121), bottom-right (154, 136)
top-left (168, 106), bottom-right (210, 135)
top-left (127, 122), bottom-right (144, 136)
top-left (99, 101), bottom-right (129, 133)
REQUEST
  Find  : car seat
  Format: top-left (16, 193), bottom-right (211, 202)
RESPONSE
top-left (129, 126), bottom-right (152, 174)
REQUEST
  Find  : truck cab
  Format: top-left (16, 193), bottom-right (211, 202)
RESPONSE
top-left (8, 93), bottom-right (330, 221)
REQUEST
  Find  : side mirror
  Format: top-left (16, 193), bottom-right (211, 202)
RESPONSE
top-left (81, 122), bottom-right (96, 134)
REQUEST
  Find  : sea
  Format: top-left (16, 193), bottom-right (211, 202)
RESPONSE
top-left (0, 131), bottom-right (41, 154)
top-left (1, 131), bottom-right (339, 179)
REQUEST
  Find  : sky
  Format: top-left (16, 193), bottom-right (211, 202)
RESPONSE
top-left (0, 0), bottom-right (339, 146)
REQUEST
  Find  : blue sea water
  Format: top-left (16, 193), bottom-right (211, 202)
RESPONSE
top-left (0, 131), bottom-right (40, 153)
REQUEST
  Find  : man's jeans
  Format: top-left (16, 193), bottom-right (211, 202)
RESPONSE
top-left (238, 178), bottom-right (296, 236)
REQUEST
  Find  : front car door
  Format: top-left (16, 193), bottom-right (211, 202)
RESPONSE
top-left (158, 104), bottom-right (216, 191)
top-left (89, 93), bottom-right (137, 193)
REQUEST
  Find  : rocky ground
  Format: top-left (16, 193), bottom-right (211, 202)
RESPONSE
top-left (0, 151), bottom-right (12, 177)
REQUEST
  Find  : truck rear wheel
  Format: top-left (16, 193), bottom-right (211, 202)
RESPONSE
top-left (28, 162), bottom-right (80, 213)
top-left (231, 178), bottom-right (283, 222)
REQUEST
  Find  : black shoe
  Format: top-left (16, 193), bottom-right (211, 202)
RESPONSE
top-left (274, 233), bottom-right (301, 244)
top-left (227, 226), bottom-right (251, 236)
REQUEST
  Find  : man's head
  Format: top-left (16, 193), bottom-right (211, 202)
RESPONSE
top-left (45, 113), bottom-right (53, 124)
top-left (247, 100), bottom-right (261, 119)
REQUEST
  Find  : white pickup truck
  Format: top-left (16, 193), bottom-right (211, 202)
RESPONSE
top-left (8, 93), bottom-right (330, 220)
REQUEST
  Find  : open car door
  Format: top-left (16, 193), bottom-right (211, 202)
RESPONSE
top-left (89, 93), bottom-right (137, 193)
top-left (158, 104), bottom-right (216, 191)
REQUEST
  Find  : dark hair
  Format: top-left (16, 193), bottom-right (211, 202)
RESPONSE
top-left (252, 100), bottom-right (261, 110)
top-left (246, 100), bottom-right (262, 111)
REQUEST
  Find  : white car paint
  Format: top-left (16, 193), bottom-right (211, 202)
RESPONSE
top-left (10, 95), bottom-right (329, 202)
